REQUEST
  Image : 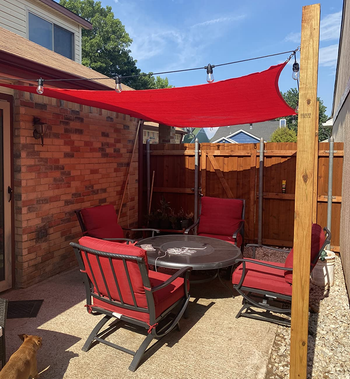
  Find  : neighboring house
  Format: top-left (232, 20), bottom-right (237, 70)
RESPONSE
top-left (210, 120), bottom-right (280, 143)
top-left (0, 0), bottom-right (92, 63)
top-left (332, 0), bottom-right (350, 296)
top-left (182, 128), bottom-right (210, 143)
top-left (143, 122), bottom-right (186, 144)
top-left (0, 2), bottom-right (142, 290)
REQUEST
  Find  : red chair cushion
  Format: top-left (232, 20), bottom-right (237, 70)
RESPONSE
top-left (80, 204), bottom-right (124, 238)
top-left (78, 237), bottom-right (186, 323)
top-left (197, 233), bottom-right (243, 247)
top-left (232, 259), bottom-right (292, 296)
top-left (284, 223), bottom-right (326, 284)
top-left (198, 197), bottom-right (243, 238)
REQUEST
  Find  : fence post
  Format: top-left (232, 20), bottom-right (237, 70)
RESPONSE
top-left (146, 139), bottom-right (151, 213)
top-left (327, 136), bottom-right (334, 249)
top-left (258, 138), bottom-right (264, 245)
top-left (194, 138), bottom-right (199, 223)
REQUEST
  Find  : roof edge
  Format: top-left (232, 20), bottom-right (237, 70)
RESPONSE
top-left (38, 0), bottom-right (92, 29)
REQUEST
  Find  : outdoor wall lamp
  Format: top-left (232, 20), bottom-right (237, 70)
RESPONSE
top-left (33, 117), bottom-right (48, 146)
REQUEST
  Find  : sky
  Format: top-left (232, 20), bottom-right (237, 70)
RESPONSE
top-left (99, 0), bottom-right (342, 137)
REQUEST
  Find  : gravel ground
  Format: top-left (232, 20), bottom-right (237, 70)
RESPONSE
top-left (244, 246), bottom-right (350, 379)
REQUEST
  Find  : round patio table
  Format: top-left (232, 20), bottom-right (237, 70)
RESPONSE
top-left (136, 234), bottom-right (241, 273)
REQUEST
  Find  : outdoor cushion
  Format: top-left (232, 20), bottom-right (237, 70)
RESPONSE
top-left (232, 259), bottom-right (292, 297)
top-left (284, 223), bottom-right (326, 284)
top-left (80, 204), bottom-right (124, 238)
top-left (197, 197), bottom-right (243, 237)
top-left (197, 232), bottom-right (243, 247)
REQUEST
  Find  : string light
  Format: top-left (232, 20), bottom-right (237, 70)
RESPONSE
top-left (115, 75), bottom-right (122, 93)
top-left (0, 48), bottom-right (300, 94)
top-left (36, 78), bottom-right (44, 94)
top-left (292, 53), bottom-right (300, 81)
top-left (205, 64), bottom-right (215, 83)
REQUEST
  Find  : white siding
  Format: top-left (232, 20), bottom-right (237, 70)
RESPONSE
top-left (0, 0), bottom-right (82, 63)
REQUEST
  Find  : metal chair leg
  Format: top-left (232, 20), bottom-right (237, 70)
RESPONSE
top-left (128, 333), bottom-right (154, 372)
top-left (82, 315), bottom-right (111, 352)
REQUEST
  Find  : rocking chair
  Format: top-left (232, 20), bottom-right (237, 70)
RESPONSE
top-left (232, 224), bottom-right (331, 326)
top-left (70, 237), bottom-right (191, 371)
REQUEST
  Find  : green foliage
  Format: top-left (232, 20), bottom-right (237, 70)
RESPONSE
top-left (279, 88), bottom-right (331, 141)
top-left (270, 127), bottom-right (297, 142)
top-left (59, 0), bottom-right (172, 89)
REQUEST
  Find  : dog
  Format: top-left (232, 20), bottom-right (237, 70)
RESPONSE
top-left (0, 334), bottom-right (42, 379)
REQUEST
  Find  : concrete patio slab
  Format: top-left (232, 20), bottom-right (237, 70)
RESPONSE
top-left (1, 268), bottom-right (277, 379)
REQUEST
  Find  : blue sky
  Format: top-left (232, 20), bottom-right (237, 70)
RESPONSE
top-left (100, 0), bottom-right (342, 134)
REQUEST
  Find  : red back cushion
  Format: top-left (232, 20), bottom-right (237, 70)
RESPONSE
top-left (284, 224), bottom-right (326, 284)
top-left (198, 197), bottom-right (243, 236)
top-left (80, 204), bottom-right (124, 238)
top-left (78, 236), bottom-right (149, 308)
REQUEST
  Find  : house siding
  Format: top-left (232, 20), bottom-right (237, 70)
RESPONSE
top-left (332, 0), bottom-right (350, 296)
top-left (229, 132), bottom-right (259, 144)
top-left (12, 90), bottom-right (139, 287)
top-left (0, 0), bottom-right (82, 63)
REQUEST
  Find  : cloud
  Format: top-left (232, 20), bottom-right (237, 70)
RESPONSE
top-left (319, 44), bottom-right (338, 68)
top-left (320, 11), bottom-right (341, 41)
top-left (285, 32), bottom-right (301, 44)
top-left (284, 11), bottom-right (341, 44)
top-left (191, 15), bottom-right (247, 28)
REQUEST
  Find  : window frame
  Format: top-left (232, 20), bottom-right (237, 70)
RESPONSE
top-left (27, 11), bottom-right (75, 60)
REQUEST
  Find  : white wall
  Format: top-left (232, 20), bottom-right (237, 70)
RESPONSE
top-left (0, 0), bottom-right (82, 63)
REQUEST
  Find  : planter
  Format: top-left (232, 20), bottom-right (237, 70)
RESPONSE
top-left (311, 250), bottom-right (335, 288)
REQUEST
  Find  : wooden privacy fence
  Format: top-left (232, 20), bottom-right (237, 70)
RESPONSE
top-left (141, 142), bottom-right (343, 251)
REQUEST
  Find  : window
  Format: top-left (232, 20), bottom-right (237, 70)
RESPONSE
top-left (29, 13), bottom-right (74, 60)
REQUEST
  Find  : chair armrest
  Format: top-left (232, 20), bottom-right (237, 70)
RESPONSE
top-left (151, 266), bottom-right (192, 293)
top-left (235, 258), bottom-right (293, 271)
top-left (184, 219), bottom-right (200, 234)
top-left (232, 220), bottom-right (244, 239)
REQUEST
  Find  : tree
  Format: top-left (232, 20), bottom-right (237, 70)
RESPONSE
top-left (280, 88), bottom-right (330, 141)
top-left (59, 0), bottom-right (172, 89)
top-left (270, 127), bottom-right (297, 142)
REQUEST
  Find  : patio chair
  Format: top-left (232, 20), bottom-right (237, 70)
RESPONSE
top-left (70, 237), bottom-right (192, 372)
top-left (75, 204), bottom-right (159, 241)
top-left (232, 224), bottom-right (331, 326)
top-left (184, 197), bottom-right (245, 251)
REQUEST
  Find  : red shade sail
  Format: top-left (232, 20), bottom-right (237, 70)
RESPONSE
top-left (0, 62), bottom-right (296, 128)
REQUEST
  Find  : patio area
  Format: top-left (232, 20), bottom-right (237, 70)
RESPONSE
top-left (2, 264), bottom-right (277, 379)
top-left (1, 246), bottom-right (349, 379)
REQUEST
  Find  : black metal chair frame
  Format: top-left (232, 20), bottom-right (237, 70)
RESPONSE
top-left (75, 208), bottom-right (159, 240)
top-left (70, 241), bottom-right (192, 372)
top-left (184, 198), bottom-right (245, 252)
top-left (233, 227), bottom-right (331, 326)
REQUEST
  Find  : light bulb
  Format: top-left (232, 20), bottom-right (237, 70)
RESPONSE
top-left (206, 64), bottom-right (214, 83)
top-left (292, 62), bottom-right (299, 81)
top-left (115, 76), bottom-right (122, 93)
top-left (36, 78), bottom-right (44, 95)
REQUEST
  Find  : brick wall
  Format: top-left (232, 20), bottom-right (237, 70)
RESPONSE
top-left (13, 90), bottom-right (139, 288)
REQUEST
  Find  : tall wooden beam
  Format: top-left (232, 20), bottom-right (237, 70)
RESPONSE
top-left (312, 101), bottom-right (320, 223)
top-left (290, 4), bottom-right (320, 379)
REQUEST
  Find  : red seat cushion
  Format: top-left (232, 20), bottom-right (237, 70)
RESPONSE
top-left (232, 259), bottom-right (292, 297)
top-left (284, 223), bottom-right (326, 284)
top-left (80, 204), bottom-right (124, 238)
top-left (198, 197), bottom-right (243, 241)
top-left (197, 232), bottom-right (243, 247)
top-left (78, 237), bottom-right (186, 324)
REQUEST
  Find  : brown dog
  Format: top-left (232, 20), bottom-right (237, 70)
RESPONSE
top-left (0, 334), bottom-right (42, 379)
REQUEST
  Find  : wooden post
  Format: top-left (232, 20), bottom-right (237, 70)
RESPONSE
top-left (290, 4), bottom-right (320, 379)
top-left (312, 101), bottom-right (320, 223)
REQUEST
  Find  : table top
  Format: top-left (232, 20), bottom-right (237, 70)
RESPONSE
top-left (136, 235), bottom-right (241, 270)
